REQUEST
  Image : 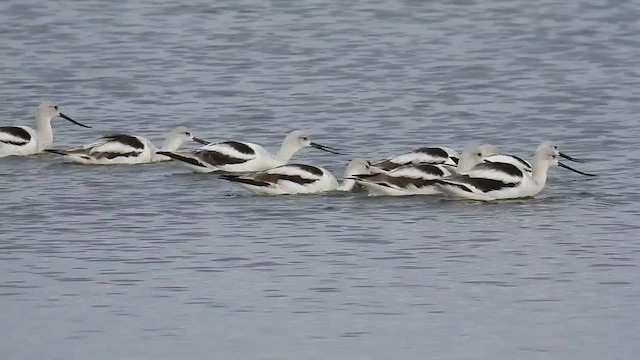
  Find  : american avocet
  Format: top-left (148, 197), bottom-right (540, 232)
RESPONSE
top-left (157, 130), bottom-right (341, 173)
top-left (353, 144), bottom-right (498, 196)
top-left (483, 141), bottom-right (586, 173)
top-left (435, 145), bottom-right (596, 201)
top-left (46, 126), bottom-right (209, 165)
top-left (370, 146), bottom-right (459, 173)
top-left (221, 159), bottom-right (370, 195)
top-left (0, 101), bottom-right (90, 158)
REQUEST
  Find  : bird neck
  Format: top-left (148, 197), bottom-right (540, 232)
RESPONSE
top-left (338, 178), bottom-right (357, 192)
top-left (338, 164), bottom-right (368, 191)
top-left (35, 114), bottom-right (54, 151)
top-left (149, 143), bottom-right (166, 162)
top-left (161, 137), bottom-right (184, 152)
top-left (531, 160), bottom-right (550, 191)
top-left (456, 154), bottom-right (478, 173)
top-left (275, 142), bottom-right (300, 164)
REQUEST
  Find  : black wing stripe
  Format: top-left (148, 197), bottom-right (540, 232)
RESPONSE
top-left (278, 175), bottom-right (317, 185)
top-left (459, 176), bottom-right (519, 192)
top-left (411, 164), bottom-right (446, 177)
top-left (198, 150), bottom-right (250, 166)
top-left (156, 151), bottom-right (206, 167)
top-left (223, 141), bottom-right (255, 155)
top-left (1, 140), bottom-right (29, 145)
top-left (290, 164), bottom-right (324, 177)
top-left (422, 147), bottom-right (450, 159)
top-left (222, 175), bottom-right (269, 187)
top-left (474, 162), bottom-right (524, 178)
top-left (510, 155), bottom-right (531, 169)
top-left (0, 126), bottom-right (31, 142)
top-left (102, 134), bottom-right (145, 149)
top-left (95, 152), bottom-right (141, 159)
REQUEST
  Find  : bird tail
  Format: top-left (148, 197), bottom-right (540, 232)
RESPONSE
top-left (157, 151), bottom-right (207, 168)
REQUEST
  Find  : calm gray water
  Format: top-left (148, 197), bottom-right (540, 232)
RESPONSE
top-left (1, 0), bottom-right (639, 359)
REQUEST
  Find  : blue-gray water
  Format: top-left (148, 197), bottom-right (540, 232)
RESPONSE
top-left (1, 0), bottom-right (639, 359)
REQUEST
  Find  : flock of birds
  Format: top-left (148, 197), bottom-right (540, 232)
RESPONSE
top-left (1, 101), bottom-right (597, 201)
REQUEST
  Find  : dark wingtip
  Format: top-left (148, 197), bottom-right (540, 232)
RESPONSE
top-left (157, 151), bottom-right (204, 167)
top-left (44, 149), bottom-right (68, 156)
top-left (220, 175), bottom-right (268, 187)
top-left (432, 178), bottom-right (449, 186)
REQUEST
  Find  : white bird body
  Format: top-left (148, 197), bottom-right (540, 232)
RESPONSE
top-left (158, 130), bottom-right (340, 173)
top-left (435, 144), bottom-right (595, 201)
top-left (222, 159), bottom-right (370, 195)
top-left (0, 101), bottom-right (90, 158)
top-left (47, 126), bottom-right (208, 165)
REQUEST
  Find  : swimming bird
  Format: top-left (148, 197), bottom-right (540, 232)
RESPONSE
top-left (369, 146), bottom-right (459, 173)
top-left (435, 145), bottom-right (596, 201)
top-left (46, 126), bottom-right (209, 165)
top-left (0, 100), bottom-right (91, 158)
top-left (352, 144), bottom-right (498, 196)
top-left (221, 159), bottom-right (370, 195)
top-left (483, 141), bottom-right (587, 173)
top-left (157, 130), bottom-right (341, 173)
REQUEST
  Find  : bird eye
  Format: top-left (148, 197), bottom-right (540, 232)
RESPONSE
top-left (477, 152), bottom-right (482, 157)
top-left (54, 106), bottom-right (58, 110)
top-left (302, 137), bottom-right (308, 141)
top-left (184, 132), bottom-right (191, 136)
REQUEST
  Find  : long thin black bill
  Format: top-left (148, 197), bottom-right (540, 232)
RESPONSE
top-left (59, 113), bottom-right (91, 128)
top-left (193, 137), bottom-right (210, 145)
top-left (310, 142), bottom-right (342, 155)
top-left (559, 162), bottom-right (597, 177)
top-left (559, 152), bottom-right (586, 163)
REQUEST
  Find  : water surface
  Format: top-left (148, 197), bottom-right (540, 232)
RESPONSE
top-left (1, 0), bottom-right (639, 359)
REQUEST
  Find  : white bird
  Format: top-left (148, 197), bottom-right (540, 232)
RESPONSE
top-left (157, 130), bottom-right (341, 173)
top-left (0, 100), bottom-right (91, 158)
top-left (352, 144), bottom-right (499, 196)
top-left (435, 144), bottom-right (596, 201)
top-left (221, 159), bottom-right (370, 195)
top-left (45, 126), bottom-right (209, 165)
top-left (483, 141), bottom-right (587, 173)
top-left (369, 146), bottom-right (459, 173)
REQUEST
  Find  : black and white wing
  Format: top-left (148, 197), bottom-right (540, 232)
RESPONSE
top-left (483, 154), bottom-right (532, 172)
top-left (437, 162), bottom-right (524, 194)
top-left (222, 164), bottom-right (330, 195)
top-left (48, 134), bottom-right (148, 159)
top-left (0, 126), bottom-right (32, 146)
top-left (353, 163), bottom-right (454, 195)
top-left (372, 146), bottom-right (458, 171)
top-left (158, 140), bottom-right (259, 171)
